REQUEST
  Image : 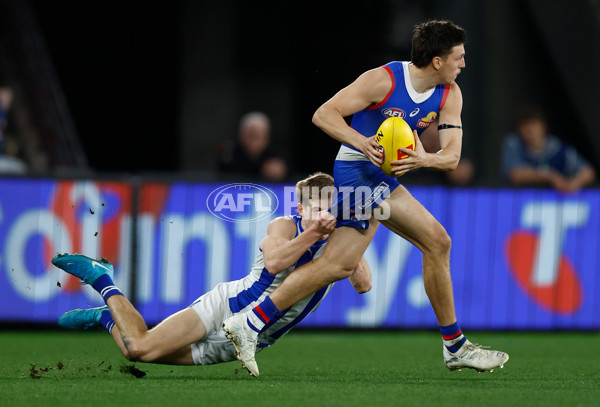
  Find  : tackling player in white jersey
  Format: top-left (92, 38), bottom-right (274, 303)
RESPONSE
top-left (52, 172), bottom-right (371, 376)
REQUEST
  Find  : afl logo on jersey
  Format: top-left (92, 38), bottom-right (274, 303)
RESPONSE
top-left (381, 108), bottom-right (405, 118)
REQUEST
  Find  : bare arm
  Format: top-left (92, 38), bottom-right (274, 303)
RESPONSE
top-left (348, 256), bottom-right (372, 294)
top-left (510, 165), bottom-right (596, 193)
top-left (260, 212), bottom-right (336, 275)
top-left (565, 165), bottom-right (596, 192)
top-left (391, 84), bottom-right (464, 176)
top-left (312, 67), bottom-right (393, 166)
top-left (509, 167), bottom-right (558, 185)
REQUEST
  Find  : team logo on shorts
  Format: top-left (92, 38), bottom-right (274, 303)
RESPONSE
top-left (357, 182), bottom-right (390, 210)
top-left (381, 108), bottom-right (405, 118)
top-left (206, 183), bottom-right (278, 223)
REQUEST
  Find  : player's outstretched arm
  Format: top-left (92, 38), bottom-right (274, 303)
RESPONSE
top-left (348, 256), bottom-right (372, 294)
top-left (261, 213), bottom-right (336, 275)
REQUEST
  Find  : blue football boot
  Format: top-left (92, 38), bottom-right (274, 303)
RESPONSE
top-left (58, 306), bottom-right (109, 330)
top-left (51, 253), bottom-right (114, 285)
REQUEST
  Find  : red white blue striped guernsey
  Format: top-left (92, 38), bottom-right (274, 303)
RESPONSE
top-left (337, 60), bottom-right (450, 161)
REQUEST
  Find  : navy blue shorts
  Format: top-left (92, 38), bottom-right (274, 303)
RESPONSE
top-left (330, 160), bottom-right (400, 230)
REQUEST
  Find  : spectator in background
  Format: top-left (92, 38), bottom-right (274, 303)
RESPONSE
top-left (0, 86), bottom-right (27, 175)
top-left (501, 105), bottom-right (596, 193)
top-left (218, 111), bottom-right (288, 182)
top-left (0, 86), bottom-right (12, 150)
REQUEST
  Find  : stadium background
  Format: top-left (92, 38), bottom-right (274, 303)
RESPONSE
top-left (0, 0), bottom-right (599, 330)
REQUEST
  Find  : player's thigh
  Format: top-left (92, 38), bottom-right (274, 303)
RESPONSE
top-left (320, 218), bottom-right (380, 270)
top-left (141, 307), bottom-right (207, 357)
top-left (190, 280), bottom-right (243, 333)
top-left (379, 185), bottom-right (449, 253)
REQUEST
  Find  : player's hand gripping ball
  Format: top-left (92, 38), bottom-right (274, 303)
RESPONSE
top-left (375, 117), bottom-right (415, 176)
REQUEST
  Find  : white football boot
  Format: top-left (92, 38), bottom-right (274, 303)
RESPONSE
top-left (222, 314), bottom-right (260, 376)
top-left (443, 340), bottom-right (509, 372)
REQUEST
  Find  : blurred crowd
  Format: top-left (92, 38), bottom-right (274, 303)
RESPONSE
top-left (1, 91), bottom-right (598, 193)
top-left (214, 106), bottom-right (596, 193)
top-left (0, 85), bottom-right (27, 175)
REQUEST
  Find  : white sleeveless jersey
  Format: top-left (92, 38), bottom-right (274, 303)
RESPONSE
top-left (227, 215), bottom-right (333, 347)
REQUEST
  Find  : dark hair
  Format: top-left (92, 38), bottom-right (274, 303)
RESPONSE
top-left (411, 20), bottom-right (467, 68)
top-left (296, 172), bottom-right (334, 202)
top-left (515, 105), bottom-right (546, 126)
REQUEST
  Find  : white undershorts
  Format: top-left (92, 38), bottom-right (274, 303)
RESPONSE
top-left (189, 279), bottom-right (264, 365)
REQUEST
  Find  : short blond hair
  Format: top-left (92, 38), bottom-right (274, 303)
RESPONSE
top-left (295, 172), bottom-right (335, 203)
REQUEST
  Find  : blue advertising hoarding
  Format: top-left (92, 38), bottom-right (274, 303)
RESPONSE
top-left (1, 177), bottom-right (598, 329)
top-left (133, 181), bottom-right (600, 329)
top-left (0, 178), bottom-right (133, 322)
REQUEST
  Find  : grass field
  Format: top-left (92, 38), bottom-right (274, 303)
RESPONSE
top-left (1, 330), bottom-right (599, 407)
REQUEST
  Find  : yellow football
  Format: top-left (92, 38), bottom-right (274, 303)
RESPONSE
top-left (375, 117), bottom-right (415, 176)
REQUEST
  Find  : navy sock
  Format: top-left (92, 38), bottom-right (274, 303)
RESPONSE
top-left (99, 309), bottom-right (115, 334)
top-left (440, 322), bottom-right (467, 353)
top-left (91, 274), bottom-right (123, 303)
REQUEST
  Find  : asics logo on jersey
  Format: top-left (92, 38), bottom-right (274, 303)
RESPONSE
top-left (409, 108), bottom-right (420, 117)
top-left (381, 108), bottom-right (405, 118)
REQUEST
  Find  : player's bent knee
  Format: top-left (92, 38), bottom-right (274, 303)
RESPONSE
top-left (123, 339), bottom-right (155, 362)
top-left (355, 281), bottom-right (372, 294)
top-left (423, 226), bottom-right (452, 257)
top-left (331, 263), bottom-right (358, 281)
top-left (124, 343), bottom-right (144, 362)
top-left (125, 352), bottom-right (138, 362)
top-left (119, 348), bottom-right (133, 361)
top-left (436, 232), bottom-right (452, 254)
top-left (317, 253), bottom-right (359, 282)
